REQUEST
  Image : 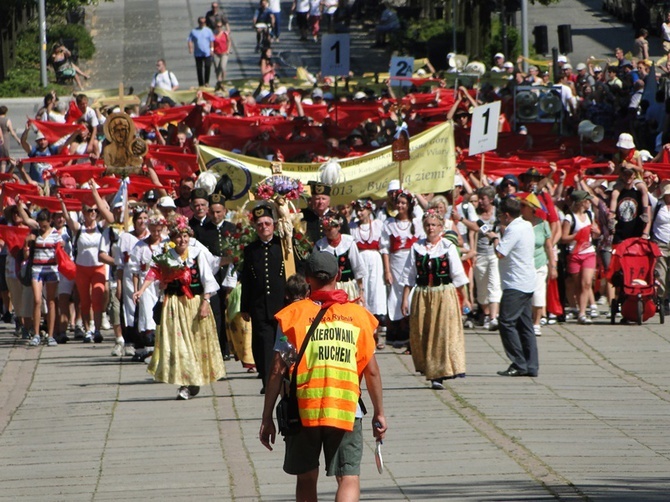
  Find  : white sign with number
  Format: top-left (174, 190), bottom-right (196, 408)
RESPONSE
top-left (468, 101), bottom-right (501, 156)
top-left (390, 56), bottom-right (414, 87)
top-left (321, 34), bottom-right (350, 77)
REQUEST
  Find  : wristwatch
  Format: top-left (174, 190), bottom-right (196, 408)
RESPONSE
top-left (203, 298), bottom-right (211, 303)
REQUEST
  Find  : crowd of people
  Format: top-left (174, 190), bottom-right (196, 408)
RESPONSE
top-left (2, 6), bottom-right (670, 498)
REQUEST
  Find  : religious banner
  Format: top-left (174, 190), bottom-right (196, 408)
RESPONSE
top-left (198, 121), bottom-right (455, 206)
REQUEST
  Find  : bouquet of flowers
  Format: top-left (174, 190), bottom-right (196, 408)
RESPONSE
top-left (292, 229), bottom-right (313, 261)
top-left (252, 176), bottom-right (304, 201)
top-left (220, 215), bottom-right (258, 272)
top-left (146, 244), bottom-right (194, 298)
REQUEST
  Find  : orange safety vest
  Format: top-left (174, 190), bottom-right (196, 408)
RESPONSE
top-left (275, 299), bottom-right (378, 431)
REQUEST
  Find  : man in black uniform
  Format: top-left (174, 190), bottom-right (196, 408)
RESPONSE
top-left (194, 192), bottom-right (235, 359)
top-left (241, 203), bottom-right (287, 392)
top-left (302, 181), bottom-right (349, 243)
top-left (189, 188), bottom-right (210, 230)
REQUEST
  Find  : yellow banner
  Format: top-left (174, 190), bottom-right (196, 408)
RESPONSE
top-left (197, 121), bottom-right (455, 206)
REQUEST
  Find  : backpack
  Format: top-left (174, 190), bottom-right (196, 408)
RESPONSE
top-left (73, 223), bottom-right (106, 261)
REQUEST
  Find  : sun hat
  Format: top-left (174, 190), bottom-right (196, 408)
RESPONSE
top-left (616, 133), bottom-right (635, 150)
top-left (575, 63), bottom-right (587, 71)
top-left (569, 190), bottom-right (593, 202)
top-left (157, 196), bottom-right (176, 208)
top-left (387, 179), bottom-right (401, 192)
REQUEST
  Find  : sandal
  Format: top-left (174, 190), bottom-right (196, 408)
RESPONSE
top-left (403, 348), bottom-right (411, 355)
top-left (376, 342), bottom-right (386, 350)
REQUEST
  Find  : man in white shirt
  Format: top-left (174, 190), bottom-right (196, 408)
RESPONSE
top-left (150, 59), bottom-right (179, 94)
top-left (486, 196), bottom-right (538, 377)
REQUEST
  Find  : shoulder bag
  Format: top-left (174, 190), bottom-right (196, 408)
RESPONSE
top-left (276, 306), bottom-right (328, 437)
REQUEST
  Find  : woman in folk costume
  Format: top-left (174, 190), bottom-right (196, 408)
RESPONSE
top-left (133, 214), bottom-right (225, 400)
top-left (314, 213), bottom-right (365, 301)
top-left (380, 189), bottom-right (425, 348)
top-left (400, 209), bottom-right (470, 390)
top-left (128, 212), bottom-right (167, 354)
top-left (349, 198), bottom-right (388, 348)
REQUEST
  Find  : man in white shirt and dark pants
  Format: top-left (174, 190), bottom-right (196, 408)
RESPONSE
top-left (487, 196), bottom-right (538, 377)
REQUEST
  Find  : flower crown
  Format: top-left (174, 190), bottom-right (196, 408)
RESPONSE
top-left (167, 214), bottom-right (194, 237)
top-left (352, 198), bottom-right (375, 211)
top-left (422, 208), bottom-right (444, 222)
top-left (321, 215), bottom-right (343, 228)
top-left (394, 189), bottom-right (415, 205)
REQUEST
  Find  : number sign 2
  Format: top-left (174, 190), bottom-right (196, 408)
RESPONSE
top-left (390, 57), bottom-right (414, 87)
top-left (321, 34), bottom-right (350, 77)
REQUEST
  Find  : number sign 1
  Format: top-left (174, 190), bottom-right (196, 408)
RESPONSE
top-left (468, 101), bottom-right (501, 156)
top-left (321, 34), bottom-right (350, 77)
top-left (390, 56), bottom-right (414, 87)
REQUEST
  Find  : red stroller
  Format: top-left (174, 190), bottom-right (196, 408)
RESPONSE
top-left (609, 237), bottom-right (664, 325)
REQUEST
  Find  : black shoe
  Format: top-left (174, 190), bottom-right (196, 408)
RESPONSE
top-left (187, 385), bottom-right (200, 397)
top-left (260, 387), bottom-right (265, 395)
top-left (2, 311), bottom-right (12, 324)
top-left (497, 366), bottom-right (528, 377)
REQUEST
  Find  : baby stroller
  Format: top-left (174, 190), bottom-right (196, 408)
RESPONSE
top-left (609, 237), bottom-right (664, 325)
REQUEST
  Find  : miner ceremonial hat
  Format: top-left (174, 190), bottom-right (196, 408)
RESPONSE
top-left (305, 251), bottom-right (339, 280)
top-left (308, 181), bottom-right (332, 196)
top-left (190, 188), bottom-right (208, 202)
top-left (252, 203), bottom-right (274, 221)
top-left (209, 193), bottom-right (226, 206)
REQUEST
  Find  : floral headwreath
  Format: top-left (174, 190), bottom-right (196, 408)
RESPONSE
top-left (167, 214), bottom-right (194, 237)
top-left (394, 189), bottom-right (415, 206)
top-left (321, 215), bottom-right (343, 228)
top-left (132, 205), bottom-right (148, 217)
top-left (148, 212), bottom-right (167, 226)
top-left (352, 198), bottom-right (375, 211)
top-left (422, 208), bottom-right (445, 222)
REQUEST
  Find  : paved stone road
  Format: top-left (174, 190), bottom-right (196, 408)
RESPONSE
top-left (0, 310), bottom-right (668, 500)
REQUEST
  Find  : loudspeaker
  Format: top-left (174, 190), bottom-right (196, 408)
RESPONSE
top-left (577, 120), bottom-right (605, 143)
top-left (558, 24), bottom-right (573, 54)
top-left (533, 25), bottom-right (548, 55)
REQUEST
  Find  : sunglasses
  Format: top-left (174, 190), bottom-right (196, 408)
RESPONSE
top-left (256, 221), bottom-right (273, 227)
top-left (86, 208), bottom-right (98, 213)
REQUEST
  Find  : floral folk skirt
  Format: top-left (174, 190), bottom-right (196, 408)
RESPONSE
top-left (409, 284), bottom-right (466, 381)
top-left (148, 294), bottom-right (226, 386)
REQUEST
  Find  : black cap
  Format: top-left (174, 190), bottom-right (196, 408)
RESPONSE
top-left (305, 251), bottom-right (339, 280)
top-left (144, 190), bottom-right (158, 201)
top-left (209, 193), bottom-right (226, 206)
top-left (190, 188), bottom-right (209, 202)
top-left (308, 181), bottom-right (332, 196)
top-left (252, 203), bottom-right (274, 221)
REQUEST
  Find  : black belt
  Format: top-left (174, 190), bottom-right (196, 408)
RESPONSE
top-left (416, 276), bottom-right (452, 287)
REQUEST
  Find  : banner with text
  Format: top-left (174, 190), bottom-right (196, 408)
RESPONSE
top-left (198, 121), bottom-right (455, 207)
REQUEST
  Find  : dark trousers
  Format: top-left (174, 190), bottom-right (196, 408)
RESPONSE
top-left (209, 292), bottom-right (229, 358)
top-left (272, 10), bottom-right (281, 38)
top-left (498, 289), bottom-right (538, 375)
top-left (195, 56), bottom-right (212, 86)
top-left (251, 315), bottom-right (277, 386)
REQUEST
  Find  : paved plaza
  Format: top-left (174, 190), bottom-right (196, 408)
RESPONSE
top-left (0, 312), bottom-right (668, 501)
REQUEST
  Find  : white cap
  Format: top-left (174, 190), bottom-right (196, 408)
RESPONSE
top-left (454, 174), bottom-right (464, 186)
top-left (275, 86), bottom-right (287, 95)
top-left (416, 68), bottom-right (427, 76)
top-left (494, 52), bottom-right (505, 60)
top-left (662, 183), bottom-right (670, 196)
top-left (353, 91), bottom-right (367, 100)
top-left (157, 196), bottom-right (176, 208)
top-left (113, 200), bottom-right (124, 209)
top-left (575, 62), bottom-right (587, 71)
top-left (35, 131), bottom-right (46, 141)
top-left (639, 149), bottom-right (653, 162)
top-left (594, 65), bottom-right (602, 72)
top-left (503, 61), bottom-right (514, 69)
top-left (312, 87), bottom-right (324, 98)
top-left (557, 55), bottom-right (568, 63)
top-left (387, 179), bottom-right (401, 192)
top-left (563, 63), bottom-right (572, 70)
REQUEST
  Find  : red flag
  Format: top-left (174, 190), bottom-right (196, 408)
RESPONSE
top-left (0, 225), bottom-right (31, 256)
top-left (127, 175), bottom-right (169, 198)
top-left (183, 104), bottom-right (204, 136)
top-left (2, 183), bottom-right (40, 202)
top-left (20, 154), bottom-right (88, 165)
top-left (52, 164), bottom-right (107, 184)
top-left (30, 195), bottom-right (82, 212)
top-left (59, 187), bottom-right (118, 207)
top-left (29, 120), bottom-right (86, 143)
top-left (146, 151), bottom-right (197, 177)
top-left (66, 100), bottom-right (83, 124)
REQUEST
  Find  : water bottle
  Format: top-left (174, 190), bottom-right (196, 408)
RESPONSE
top-left (463, 305), bottom-right (471, 315)
top-left (276, 336), bottom-right (297, 366)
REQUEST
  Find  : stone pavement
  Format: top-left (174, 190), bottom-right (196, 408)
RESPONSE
top-left (0, 309), bottom-right (669, 501)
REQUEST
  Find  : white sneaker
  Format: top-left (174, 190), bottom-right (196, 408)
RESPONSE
top-left (89, 320), bottom-right (95, 332)
top-left (482, 315), bottom-right (491, 331)
top-left (533, 325), bottom-right (542, 336)
top-left (589, 304), bottom-right (599, 318)
top-left (547, 314), bottom-right (557, 325)
top-left (28, 334), bottom-right (42, 346)
top-left (111, 343), bottom-right (124, 357)
top-left (101, 313), bottom-right (111, 330)
top-left (540, 317), bottom-right (547, 326)
top-left (488, 318), bottom-right (499, 331)
top-left (124, 345), bottom-right (136, 357)
top-left (83, 332), bottom-right (94, 343)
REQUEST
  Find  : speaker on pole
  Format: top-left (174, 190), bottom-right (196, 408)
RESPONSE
top-left (558, 24), bottom-right (573, 54)
top-left (533, 25), bottom-right (548, 55)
